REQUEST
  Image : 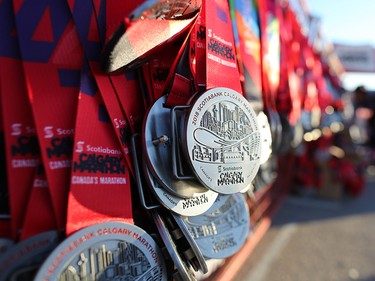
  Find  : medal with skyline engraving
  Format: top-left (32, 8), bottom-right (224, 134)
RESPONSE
top-left (181, 193), bottom-right (250, 259)
top-left (34, 222), bottom-right (167, 281)
top-left (185, 87), bottom-right (261, 194)
top-left (172, 214), bottom-right (208, 274)
top-left (0, 231), bottom-right (59, 281)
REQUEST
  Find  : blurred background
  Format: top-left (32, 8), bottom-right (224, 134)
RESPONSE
top-left (227, 1), bottom-right (375, 280)
top-left (307, 0), bottom-right (375, 91)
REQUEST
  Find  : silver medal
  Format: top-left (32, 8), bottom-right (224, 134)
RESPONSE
top-left (172, 214), bottom-right (208, 274)
top-left (0, 231), bottom-right (58, 281)
top-left (152, 211), bottom-right (197, 281)
top-left (182, 193), bottom-right (250, 259)
top-left (185, 88), bottom-right (261, 194)
top-left (0, 238), bottom-right (13, 255)
top-left (144, 163), bottom-right (218, 216)
top-left (34, 222), bottom-right (167, 281)
top-left (144, 95), bottom-right (208, 198)
top-left (257, 111), bottom-right (272, 165)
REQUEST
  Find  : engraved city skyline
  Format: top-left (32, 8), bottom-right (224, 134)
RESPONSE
top-left (186, 195), bottom-right (248, 239)
top-left (59, 241), bottom-right (157, 281)
top-left (192, 101), bottom-right (260, 164)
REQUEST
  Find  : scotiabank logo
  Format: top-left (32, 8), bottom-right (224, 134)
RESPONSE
top-left (44, 126), bottom-right (54, 138)
top-left (75, 141), bottom-right (85, 153)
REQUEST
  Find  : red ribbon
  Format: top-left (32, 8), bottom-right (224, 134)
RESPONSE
top-left (13, 0), bottom-right (83, 233)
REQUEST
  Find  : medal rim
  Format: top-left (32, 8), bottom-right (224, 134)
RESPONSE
top-left (0, 231), bottom-right (59, 281)
top-left (183, 193), bottom-right (250, 259)
top-left (257, 111), bottom-right (273, 165)
top-left (34, 222), bottom-right (167, 281)
top-left (143, 161), bottom-right (218, 216)
top-left (152, 211), bottom-right (196, 281)
top-left (172, 214), bottom-right (208, 274)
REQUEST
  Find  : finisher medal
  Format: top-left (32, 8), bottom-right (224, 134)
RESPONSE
top-left (143, 95), bottom-right (208, 198)
top-left (152, 211), bottom-right (197, 281)
top-left (144, 162), bottom-right (218, 217)
top-left (257, 111), bottom-right (273, 165)
top-left (185, 88), bottom-right (261, 194)
top-left (34, 222), bottom-right (167, 281)
top-left (172, 214), bottom-right (208, 274)
top-left (181, 193), bottom-right (250, 259)
top-left (0, 231), bottom-right (59, 281)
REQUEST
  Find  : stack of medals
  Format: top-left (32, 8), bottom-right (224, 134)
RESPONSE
top-left (0, 0), bottom-right (263, 280)
top-left (101, 0), bottom-right (262, 280)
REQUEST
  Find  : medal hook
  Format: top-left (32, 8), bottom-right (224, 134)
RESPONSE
top-left (152, 135), bottom-right (170, 145)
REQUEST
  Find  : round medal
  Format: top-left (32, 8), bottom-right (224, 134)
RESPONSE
top-left (185, 88), bottom-right (261, 194)
top-left (172, 214), bottom-right (208, 274)
top-left (34, 222), bottom-right (167, 281)
top-left (143, 95), bottom-right (208, 199)
top-left (253, 154), bottom-right (278, 192)
top-left (0, 231), bottom-right (58, 281)
top-left (152, 211), bottom-right (197, 281)
top-left (0, 238), bottom-right (13, 255)
top-left (182, 193), bottom-right (250, 259)
top-left (267, 108), bottom-right (283, 153)
top-left (257, 111), bottom-right (273, 165)
top-left (144, 163), bottom-right (218, 217)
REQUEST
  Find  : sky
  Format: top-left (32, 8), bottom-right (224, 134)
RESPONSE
top-left (305, 0), bottom-right (375, 91)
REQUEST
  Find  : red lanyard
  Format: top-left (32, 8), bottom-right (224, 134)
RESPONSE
top-left (164, 0), bottom-right (243, 106)
top-left (65, 0), bottom-right (138, 235)
top-left (12, 0), bottom-right (82, 233)
top-left (258, 0), bottom-right (280, 111)
top-left (20, 167), bottom-right (57, 240)
top-left (230, 0), bottom-right (263, 110)
top-left (0, 51), bottom-right (40, 241)
top-left (204, 0), bottom-right (242, 94)
top-left (66, 62), bottom-right (133, 235)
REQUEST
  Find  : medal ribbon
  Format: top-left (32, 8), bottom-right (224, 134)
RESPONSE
top-left (276, 2), bottom-right (302, 126)
top-left (20, 166), bottom-right (57, 240)
top-left (98, 0), bottom-right (147, 135)
top-left (0, 62), bottom-right (12, 240)
top-left (258, 0), bottom-right (280, 112)
top-left (66, 61), bottom-right (132, 235)
top-left (276, 0), bottom-right (292, 116)
top-left (12, 0), bottom-right (82, 233)
top-left (65, 0), bottom-right (136, 234)
top-left (1, 2), bottom-right (57, 242)
top-left (67, 1), bottom-right (134, 175)
top-left (165, 0), bottom-right (243, 106)
top-left (0, 1), bottom-right (39, 240)
top-left (204, 0), bottom-right (242, 94)
top-left (229, 0), bottom-right (263, 111)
